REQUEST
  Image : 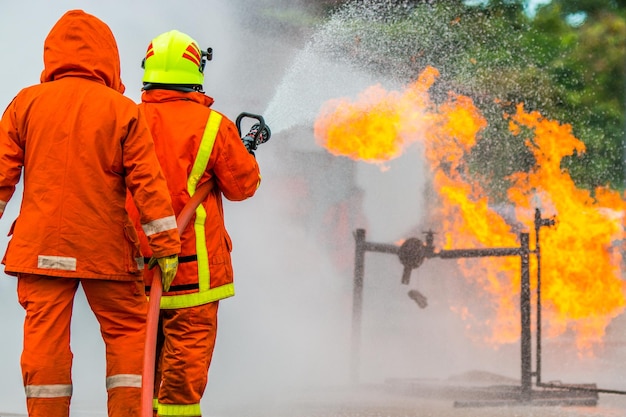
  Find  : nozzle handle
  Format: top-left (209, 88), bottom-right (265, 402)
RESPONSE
top-left (236, 112), bottom-right (266, 139)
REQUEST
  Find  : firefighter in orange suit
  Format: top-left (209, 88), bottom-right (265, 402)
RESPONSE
top-left (127, 30), bottom-right (266, 417)
top-left (0, 10), bottom-right (181, 417)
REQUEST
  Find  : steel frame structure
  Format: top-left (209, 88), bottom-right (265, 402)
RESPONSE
top-left (350, 208), bottom-right (624, 404)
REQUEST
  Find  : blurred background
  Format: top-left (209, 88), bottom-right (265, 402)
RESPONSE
top-left (0, 1), bottom-right (624, 416)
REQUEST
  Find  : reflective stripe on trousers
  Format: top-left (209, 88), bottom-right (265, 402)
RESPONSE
top-left (107, 374), bottom-right (142, 389)
top-left (18, 273), bottom-right (147, 417)
top-left (24, 384), bottom-right (73, 417)
top-left (25, 384), bottom-right (73, 398)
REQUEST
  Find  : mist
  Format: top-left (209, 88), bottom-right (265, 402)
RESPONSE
top-left (1, 1), bottom-right (625, 417)
top-left (0, 1), bottom-right (364, 415)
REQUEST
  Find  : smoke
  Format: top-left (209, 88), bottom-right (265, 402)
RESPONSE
top-left (1, 1), bottom-right (623, 416)
top-left (0, 1), bottom-right (303, 415)
top-left (228, 10), bottom-right (550, 417)
top-left (0, 1), bottom-right (369, 415)
top-left (253, 0), bottom-right (626, 400)
top-left (0, 2), bottom-right (518, 415)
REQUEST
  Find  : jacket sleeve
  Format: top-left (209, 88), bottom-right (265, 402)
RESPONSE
top-left (124, 108), bottom-right (180, 258)
top-left (0, 98), bottom-right (24, 218)
top-left (212, 117), bottom-right (261, 201)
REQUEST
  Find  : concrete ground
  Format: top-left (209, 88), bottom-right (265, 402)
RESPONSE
top-left (3, 381), bottom-right (626, 417)
top-left (206, 382), bottom-right (626, 417)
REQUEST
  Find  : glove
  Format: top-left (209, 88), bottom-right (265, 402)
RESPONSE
top-left (242, 123), bottom-right (271, 155)
top-left (148, 254), bottom-right (179, 292)
top-left (242, 135), bottom-right (257, 156)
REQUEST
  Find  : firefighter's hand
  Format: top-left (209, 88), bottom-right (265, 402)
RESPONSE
top-left (148, 254), bottom-right (179, 291)
top-left (241, 123), bottom-right (271, 155)
top-left (242, 135), bottom-right (257, 155)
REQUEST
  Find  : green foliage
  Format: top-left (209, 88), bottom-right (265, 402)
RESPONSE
top-left (319, 0), bottom-right (626, 193)
top-left (255, 0), bottom-right (626, 192)
top-left (531, 0), bottom-right (626, 190)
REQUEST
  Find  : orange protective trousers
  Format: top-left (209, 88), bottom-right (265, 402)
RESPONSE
top-left (17, 273), bottom-right (147, 417)
top-left (153, 302), bottom-right (219, 417)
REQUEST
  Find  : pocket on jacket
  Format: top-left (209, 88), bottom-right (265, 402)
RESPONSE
top-left (209, 233), bottom-right (231, 266)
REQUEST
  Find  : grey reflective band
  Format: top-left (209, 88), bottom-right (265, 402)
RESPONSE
top-left (38, 255), bottom-right (77, 271)
top-left (25, 384), bottom-right (72, 398)
top-left (142, 215), bottom-right (177, 236)
top-left (106, 374), bottom-right (142, 389)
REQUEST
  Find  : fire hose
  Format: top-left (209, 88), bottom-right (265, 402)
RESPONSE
top-left (141, 179), bottom-right (214, 417)
top-left (141, 112), bottom-right (269, 417)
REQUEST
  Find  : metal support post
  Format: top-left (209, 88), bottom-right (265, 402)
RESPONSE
top-left (351, 228), bottom-right (366, 384)
top-left (520, 233), bottom-right (532, 402)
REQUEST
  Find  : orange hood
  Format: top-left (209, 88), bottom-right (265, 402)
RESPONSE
top-left (40, 9), bottom-right (125, 93)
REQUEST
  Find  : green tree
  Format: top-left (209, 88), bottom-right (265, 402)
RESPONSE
top-left (531, 0), bottom-right (626, 190)
top-left (251, 0), bottom-right (626, 192)
top-left (301, 0), bottom-right (551, 199)
top-left (326, 0), bottom-right (626, 193)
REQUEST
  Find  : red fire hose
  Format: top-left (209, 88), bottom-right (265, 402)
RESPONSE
top-left (142, 180), bottom-right (214, 417)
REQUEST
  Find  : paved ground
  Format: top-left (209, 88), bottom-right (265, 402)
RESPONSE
top-left (206, 382), bottom-right (626, 417)
top-left (3, 378), bottom-right (626, 417)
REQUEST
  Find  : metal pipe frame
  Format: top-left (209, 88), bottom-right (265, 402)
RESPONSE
top-left (351, 226), bottom-right (532, 400)
top-left (351, 208), bottom-right (626, 401)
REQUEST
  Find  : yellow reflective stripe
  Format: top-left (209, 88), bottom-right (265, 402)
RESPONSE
top-left (25, 384), bottom-right (72, 398)
top-left (160, 283), bottom-right (234, 309)
top-left (153, 398), bottom-right (159, 411)
top-left (106, 374), bottom-right (142, 389)
top-left (186, 111), bottom-right (221, 295)
top-left (187, 111), bottom-right (221, 194)
top-left (193, 204), bottom-right (210, 292)
top-left (157, 402), bottom-right (202, 417)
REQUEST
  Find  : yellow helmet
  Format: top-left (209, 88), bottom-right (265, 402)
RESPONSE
top-left (141, 30), bottom-right (211, 86)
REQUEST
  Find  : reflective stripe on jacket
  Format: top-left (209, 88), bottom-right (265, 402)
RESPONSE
top-left (0, 10), bottom-right (180, 279)
top-left (129, 88), bottom-right (261, 308)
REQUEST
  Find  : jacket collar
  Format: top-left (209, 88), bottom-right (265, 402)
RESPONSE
top-left (141, 89), bottom-right (214, 107)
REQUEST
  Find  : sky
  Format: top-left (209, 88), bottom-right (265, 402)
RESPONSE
top-left (465, 0), bottom-right (552, 17)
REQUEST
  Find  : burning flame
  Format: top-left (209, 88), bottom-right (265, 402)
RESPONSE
top-left (315, 67), bottom-right (438, 165)
top-left (314, 66), bottom-right (626, 353)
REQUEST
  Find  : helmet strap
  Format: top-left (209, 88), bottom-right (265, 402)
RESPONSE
top-left (143, 83), bottom-right (204, 93)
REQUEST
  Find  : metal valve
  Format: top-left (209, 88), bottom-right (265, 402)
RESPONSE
top-left (398, 237), bottom-right (426, 285)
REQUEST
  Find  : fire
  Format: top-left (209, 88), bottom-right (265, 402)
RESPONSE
top-left (315, 67), bottom-right (437, 164)
top-left (507, 106), bottom-right (626, 349)
top-left (314, 66), bottom-right (626, 353)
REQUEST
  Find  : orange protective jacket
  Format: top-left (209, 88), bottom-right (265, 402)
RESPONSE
top-left (0, 10), bottom-right (180, 280)
top-left (129, 89), bottom-right (260, 308)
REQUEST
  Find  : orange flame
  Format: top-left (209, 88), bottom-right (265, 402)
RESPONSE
top-left (315, 67), bottom-right (438, 164)
top-left (507, 106), bottom-right (626, 350)
top-left (314, 66), bottom-right (626, 353)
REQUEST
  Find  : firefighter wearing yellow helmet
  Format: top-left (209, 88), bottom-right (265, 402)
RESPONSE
top-left (127, 29), bottom-right (263, 417)
top-left (141, 29), bottom-right (212, 90)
